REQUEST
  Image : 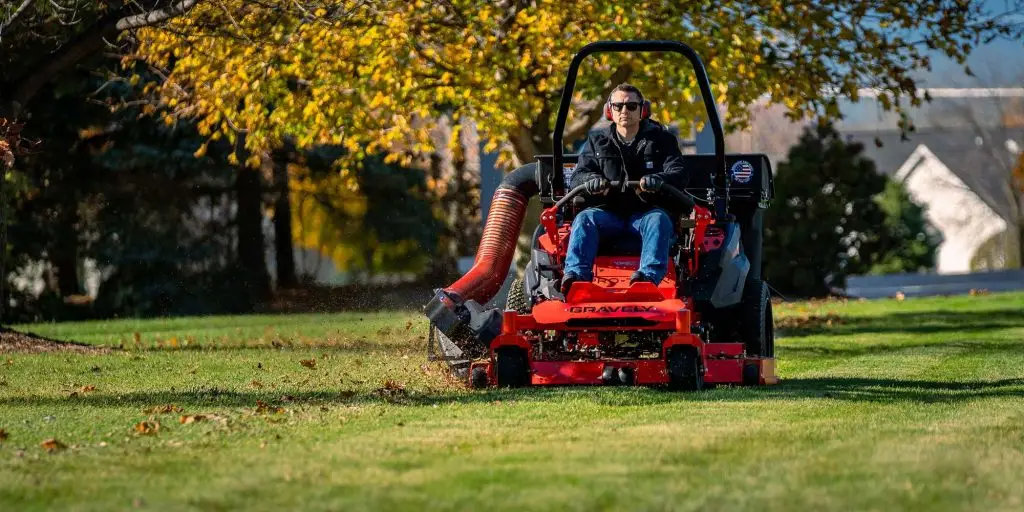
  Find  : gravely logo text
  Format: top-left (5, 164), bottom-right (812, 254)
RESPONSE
top-left (567, 305), bottom-right (657, 313)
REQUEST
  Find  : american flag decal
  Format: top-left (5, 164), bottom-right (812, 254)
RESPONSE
top-left (730, 160), bottom-right (754, 184)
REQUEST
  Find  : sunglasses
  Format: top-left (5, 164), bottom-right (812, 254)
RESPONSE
top-left (610, 101), bottom-right (641, 112)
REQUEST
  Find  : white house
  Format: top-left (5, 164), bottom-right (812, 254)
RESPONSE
top-left (844, 127), bottom-right (1023, 273)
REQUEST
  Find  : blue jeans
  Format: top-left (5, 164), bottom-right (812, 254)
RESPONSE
top-left (563, 208), bottom-right (676, 284)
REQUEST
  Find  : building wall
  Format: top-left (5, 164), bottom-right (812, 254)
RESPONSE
top-left (896, 146), bottom-right (1009, 273)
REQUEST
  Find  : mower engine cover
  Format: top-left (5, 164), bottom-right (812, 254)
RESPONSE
top-left (709, 222), bottom-right (749, 308)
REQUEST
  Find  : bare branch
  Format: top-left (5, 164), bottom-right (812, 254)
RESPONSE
top-left (115, 0), bottom-right (202, 31)
top-left (0, 0), bottom-right (33, 43)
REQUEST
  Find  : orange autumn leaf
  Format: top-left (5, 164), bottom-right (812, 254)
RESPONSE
top-left (179, 415), bottom-right (207, 424)
top-left (40, 438), bottom-right (67, 452)
top-left (134, 421), bottom-right (160, 435)
top-left (255, 400), bottom-right (285, 415)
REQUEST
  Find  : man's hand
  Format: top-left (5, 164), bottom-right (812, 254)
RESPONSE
top-left (584, 177), bottom-right (610, 195)
top-left (640, 174), bottom-right (664, 192)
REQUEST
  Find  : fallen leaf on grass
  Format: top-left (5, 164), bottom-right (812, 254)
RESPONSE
top-left (40, 438), bottom-right (67, 452)
top-left (134, 421), bottom-right (160, 435)
top-left (80, 385), bottom-right (96, 392)
top-left (373, 380), bottom-right (408, 401)
top-left (179, 415), bottom-right (206, 425)
top-left (300, 359), bottom-right (317, 369)
top-left (143, 405), bottom-right (183, 414)
top-left (255, 400), bottom-right (285, 415)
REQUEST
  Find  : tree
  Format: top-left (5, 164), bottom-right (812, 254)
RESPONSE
top-left (129, 0), bottom-right (1023, 177)
top-left (0, 0), bottom-right (204, 121)
top-left (870, 179), bottom-right (942, 275)
top-left (763, 122), bottom-right (938, 297)
top-left (2, 67), bottom-right (250, 321)
top-left (289, 147), bottom-right (441, 282)
top-left (1, 0), bottom-right (207, 321)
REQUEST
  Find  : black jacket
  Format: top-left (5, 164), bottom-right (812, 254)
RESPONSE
top-left (569, 119), bottom-right (688, 215)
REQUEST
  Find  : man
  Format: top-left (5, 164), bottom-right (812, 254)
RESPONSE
top-left (561, 83), bottom-right (688, 294)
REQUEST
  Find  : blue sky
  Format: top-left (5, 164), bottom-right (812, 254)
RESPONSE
top-left (839, 0), bottom-right (1024, 129)
top-left (910, 0), bottom-right (1022, 87)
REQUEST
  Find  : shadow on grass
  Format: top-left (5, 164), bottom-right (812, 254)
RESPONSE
top-left (2, 376), bottom-right (1022, 410)
top-left (780, 338), bottom-right (1024, 358)
top-left (103, 337), bottom-right (425, 353)
top-left (779, 308), bottom-right (1024, 338)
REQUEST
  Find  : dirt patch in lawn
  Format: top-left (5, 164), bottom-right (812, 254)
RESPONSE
top-left (0, 327), bottom-right (110, 354)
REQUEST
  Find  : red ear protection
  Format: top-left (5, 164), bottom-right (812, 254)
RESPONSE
top-left (605, 99), bottom-right (652, 121)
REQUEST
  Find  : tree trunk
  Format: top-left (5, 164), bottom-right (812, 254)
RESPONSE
top-left (235, 167), bottom-right (270, 301)
top-left (52, 203), bottom-right (81, 298)
top-left (271, 152), bottom-right (297, 289)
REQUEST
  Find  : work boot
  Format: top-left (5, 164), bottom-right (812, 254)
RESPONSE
top-left (560, 272), bottom-right (584, 295)
top-left (630, 271), bottom-right (655, 285)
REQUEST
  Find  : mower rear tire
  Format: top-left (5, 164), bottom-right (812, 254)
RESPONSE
top-left (494, 346), bottom-right (530, 387)
top-left (506, 278), bottom-right (532, 314)
top-left (666, 346), bottom-right (703, 391)
top-left (740, 279), bottom-right (772, 357)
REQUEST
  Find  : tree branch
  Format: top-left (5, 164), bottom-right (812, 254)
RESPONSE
top-left (0, 0), bottom-right (33, 43)
top-left (115, 0), bottom-right (201, 31)
top-left (563, 64), bottom-right (633, 143)
top-left (4, 1), bottom-right (205, 119)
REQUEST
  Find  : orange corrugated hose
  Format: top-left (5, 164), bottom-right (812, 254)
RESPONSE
top-left (444, 188), bottom-right (528, 304)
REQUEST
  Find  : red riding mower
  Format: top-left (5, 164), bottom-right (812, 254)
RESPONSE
top-left (425, 41), bottom-right (776, 390)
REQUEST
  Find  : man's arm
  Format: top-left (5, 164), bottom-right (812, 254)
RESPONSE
top-left (655, 131), bottom-right (688, 189)
top-left (569, 137), bottom-right (604, 189)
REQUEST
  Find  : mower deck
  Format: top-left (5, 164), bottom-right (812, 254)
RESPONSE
top-left (469, 257), bottom-right (777, 389)
top-left (471, 351), bottom-right (777, 387)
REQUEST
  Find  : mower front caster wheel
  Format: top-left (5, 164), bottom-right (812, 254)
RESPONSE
top-left (666, 346), bottom-right (704, 391)
top-left (494, 347), bottom-right (530, 388)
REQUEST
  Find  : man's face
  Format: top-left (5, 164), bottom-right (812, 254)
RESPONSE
top-left (609, 90), bottom-right (642, 129)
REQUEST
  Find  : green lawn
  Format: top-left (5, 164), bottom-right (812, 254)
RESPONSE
top-left (2, 293), bottom-right (1024, 511)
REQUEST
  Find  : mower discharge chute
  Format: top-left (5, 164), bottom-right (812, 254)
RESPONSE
top-left (424, 40), bottom-right (776, 389)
